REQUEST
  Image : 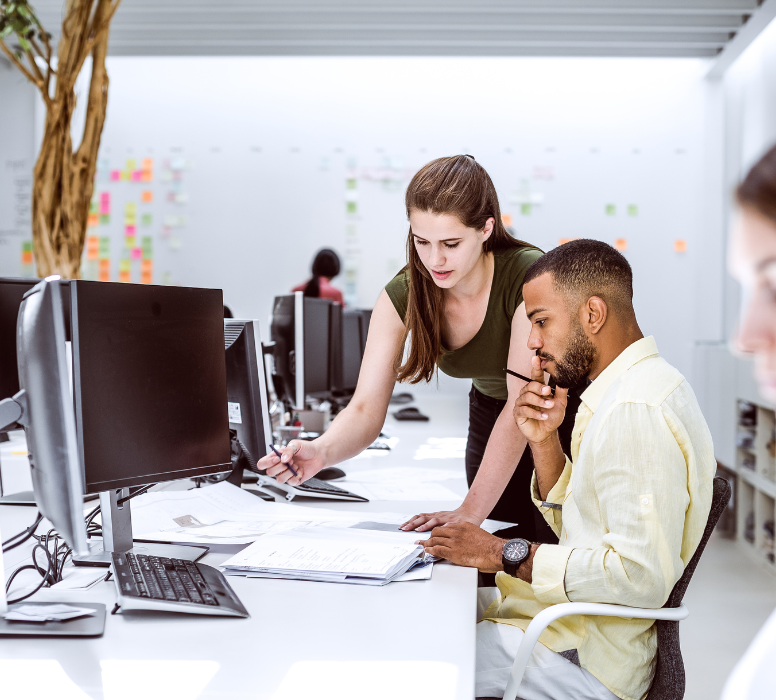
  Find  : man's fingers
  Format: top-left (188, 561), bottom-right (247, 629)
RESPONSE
top-left (530, 354), bottom-right (544, 382)
top-left (422, 544), bottom-right (454, 560)
top-left (514, 405), bottom-right (549, 421)
top-left (517, 390), bottom-right (554, 409)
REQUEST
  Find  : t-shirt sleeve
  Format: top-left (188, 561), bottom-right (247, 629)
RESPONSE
top-left (385, 269), bottom-right (410, 323)
top-left (504, 247), bottom-right (544, 318)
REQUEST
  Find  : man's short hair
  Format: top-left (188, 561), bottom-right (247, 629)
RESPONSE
top-left (524, 239), bottom-right (634, 315)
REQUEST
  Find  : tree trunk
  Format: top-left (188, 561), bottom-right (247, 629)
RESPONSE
top-left (31, 0), bottom-right (112, 279)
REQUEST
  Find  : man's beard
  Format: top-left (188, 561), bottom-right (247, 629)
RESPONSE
top-left (537, 321), bottom-right (596, 389)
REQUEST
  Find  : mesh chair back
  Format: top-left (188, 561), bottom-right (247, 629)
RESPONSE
top-left (647, 476), bottom-right (732, 700)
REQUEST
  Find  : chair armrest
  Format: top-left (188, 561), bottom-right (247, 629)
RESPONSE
top-left (502, 602), bottom-right (688, 700)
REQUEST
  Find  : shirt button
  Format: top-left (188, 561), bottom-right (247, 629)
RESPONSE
top-left (641, 497), bottom-right (649, 505)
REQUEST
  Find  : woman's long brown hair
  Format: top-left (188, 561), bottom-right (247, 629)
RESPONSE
top-left (396, 155), bottom-right (532, 384)
top-left (737, 144), bottom-right (776, 224)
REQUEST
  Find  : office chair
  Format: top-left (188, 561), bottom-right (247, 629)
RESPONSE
top-left (499, 476), bottom-right (731, 700)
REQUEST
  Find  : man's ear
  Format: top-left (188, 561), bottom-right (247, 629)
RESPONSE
top-left (580, 296), bottom-right (608, 335)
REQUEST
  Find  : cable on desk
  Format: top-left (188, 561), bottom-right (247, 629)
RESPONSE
top-left (83, 485), bottom-right (156, 538)
top-left (2, 512), bottom-right (43, 553)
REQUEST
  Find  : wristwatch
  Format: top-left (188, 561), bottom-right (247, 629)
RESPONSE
top-left (502, 538), bottom-right (531, 577)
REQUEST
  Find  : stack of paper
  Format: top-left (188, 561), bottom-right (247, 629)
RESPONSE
top-left (220, 527), bottom-right (425, 586)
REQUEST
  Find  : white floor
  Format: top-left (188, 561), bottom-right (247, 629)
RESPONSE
top-left (396, 390), bottom-right (776, 700)
top-left (683, 533), bottom-right (776, 699)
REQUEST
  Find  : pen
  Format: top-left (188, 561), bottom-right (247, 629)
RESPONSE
top-left (503, 367), bottom-right (556, 397)
top-left (268, 444), bottom-right (298, 477)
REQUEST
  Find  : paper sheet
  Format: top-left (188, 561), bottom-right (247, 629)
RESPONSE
top-left (131, 482), bottom-right (413, 544)
top-left (341, 481), bottom-right (464, 502)
top-left (221, 527), bottom-right (424, 583)
top-left (4, 604), bottom-right (95, 622)
top-left (342, 466), bottom-right (464, 484)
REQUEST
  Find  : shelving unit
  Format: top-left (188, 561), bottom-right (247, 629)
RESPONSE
top-left (736, 400), bottom-right (776, 570)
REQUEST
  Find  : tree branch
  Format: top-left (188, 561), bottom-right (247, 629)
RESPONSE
top-left (0, 39), bottom-right (44, 90)
top-left (77, 0), bottom-right (121, 73)
top-left (24, 49), bottom-right (46, 86)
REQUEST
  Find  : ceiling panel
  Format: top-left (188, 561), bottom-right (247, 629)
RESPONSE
top-left (18, 0), bottom-right (765, 58)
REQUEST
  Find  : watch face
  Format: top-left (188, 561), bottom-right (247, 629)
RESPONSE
top-left (503, 539), bottom-right (529, 563)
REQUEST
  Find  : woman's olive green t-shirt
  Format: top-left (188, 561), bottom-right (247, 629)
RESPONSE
top-left (385, 246), bottom-right (543, 401)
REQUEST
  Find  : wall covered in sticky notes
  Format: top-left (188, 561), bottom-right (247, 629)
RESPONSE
top-left (0, 56), bottom-right (722, 390)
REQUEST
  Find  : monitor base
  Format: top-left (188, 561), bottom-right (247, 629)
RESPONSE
top-left (0, 490), bottom-right (99, 506)
top-left (72, 540), bottom-right (209, 568)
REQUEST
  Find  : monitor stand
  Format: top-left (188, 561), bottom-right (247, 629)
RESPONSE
top-left (0, 490), bottom-right (99, 506)
top-left (72, 488), bottom-right (209, 568)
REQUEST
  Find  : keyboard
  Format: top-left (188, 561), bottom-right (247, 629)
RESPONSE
top-left (111, 552), bottom-right (249, 618)
top-left (257, 474), bottom-right (368, 502)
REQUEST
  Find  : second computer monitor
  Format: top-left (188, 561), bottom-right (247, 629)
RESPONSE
top-left (70, 281), bottom-right (231, 493)
top-left (270, 292), bottom-right (331, 409)
top-left (0, 278), bottom-right (39, 402)
top-left (341, 309), bottom-right (364, 393)
top-left (225, 319), bottom-right (272, 465)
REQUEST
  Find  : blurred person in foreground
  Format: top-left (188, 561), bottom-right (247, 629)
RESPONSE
top-left (292, 248), bottom-right (344, 304)
top-left (420, 240), bottom-right (715, 700)
top-left (722, 145), bottom-right (776, 699)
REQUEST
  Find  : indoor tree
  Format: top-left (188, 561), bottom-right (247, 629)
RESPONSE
top-left (0, 0), bottom-right (121, 278)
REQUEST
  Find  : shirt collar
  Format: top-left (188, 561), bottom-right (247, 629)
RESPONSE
top-left (579, 336), bottom-right (659, 413)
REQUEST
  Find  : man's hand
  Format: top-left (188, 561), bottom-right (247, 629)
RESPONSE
top-left (513, 355), bottom-right (568, 445)
top-left (420, 522), bottom-right (505, 573)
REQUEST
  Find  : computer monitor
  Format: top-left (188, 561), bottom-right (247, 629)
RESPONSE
top-left (0, 278), bottom-right (73, 505)
top-left (0, 277), bottom-right (88, 557)
top-left (341, 309), bottom-right (365, 393)
top-left (69, 280), bottom-right (231, 565)
top-left (0, 278), bottom-right (71, 403)
top-left (270, 291), bottom-right (331, 409)
top-left (224, 319), bottom-right (272, 468)
top-left (328, 302), bottom-right (343, 395)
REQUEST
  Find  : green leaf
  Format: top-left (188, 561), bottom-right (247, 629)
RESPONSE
top-left (17, 34), bottom-right (29, 50)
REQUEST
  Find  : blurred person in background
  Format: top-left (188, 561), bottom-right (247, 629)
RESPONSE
top-left (293, 248), bottom-right (344, 304)
top-left (724, 143), bottom-right (776, 699)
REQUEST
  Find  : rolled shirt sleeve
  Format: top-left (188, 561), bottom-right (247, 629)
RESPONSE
top-left (530, 457), bottom-right (572, 537)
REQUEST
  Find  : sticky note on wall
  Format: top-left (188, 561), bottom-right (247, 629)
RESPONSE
top-left (614, 238), bottom-right (627, 251)
top-left (605, 204), bottom-right (616, 216)
top-left (502, 214), bottom-right (513, 227)
top-left (141, 191), bottom-right (153, 203)
top-left (674, 239), bottom-right (687, 253)
top-left (627, 204), bottom-right (638, 217)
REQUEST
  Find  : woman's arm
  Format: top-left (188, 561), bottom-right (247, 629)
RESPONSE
top-left (259, 289), bottom-right (404, 485)
top-left (400, 302), bottom-right (534, 531)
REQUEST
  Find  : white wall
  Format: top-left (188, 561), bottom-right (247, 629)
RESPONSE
top-left (0, 59), bottom-right (35, 276)
top-left (1, 56), bottom-right (728, 392)
top-left (49, 56), bottom-right (715, 388)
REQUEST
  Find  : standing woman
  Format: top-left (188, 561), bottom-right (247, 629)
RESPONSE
top-left (260, 155), bottom-right (563, 542)
top-left (292, 248), bottom-right (344, 304)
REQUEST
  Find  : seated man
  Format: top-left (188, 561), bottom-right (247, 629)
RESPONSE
top-left (422, 239), bottom-right (715, 700)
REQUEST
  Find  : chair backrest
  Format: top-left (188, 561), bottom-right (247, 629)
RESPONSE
top-left (647, 476), bottom-right (732, 700)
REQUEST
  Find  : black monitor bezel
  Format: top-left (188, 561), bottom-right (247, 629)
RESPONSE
top-left (70, 280), bottom-right (232, 493)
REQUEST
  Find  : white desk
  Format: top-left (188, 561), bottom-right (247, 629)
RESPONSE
top-left (0, 395), bottom-right (478, 700)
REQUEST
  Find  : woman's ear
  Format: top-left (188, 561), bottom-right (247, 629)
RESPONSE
top-left (482, 217), bottom-right (495, 243)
